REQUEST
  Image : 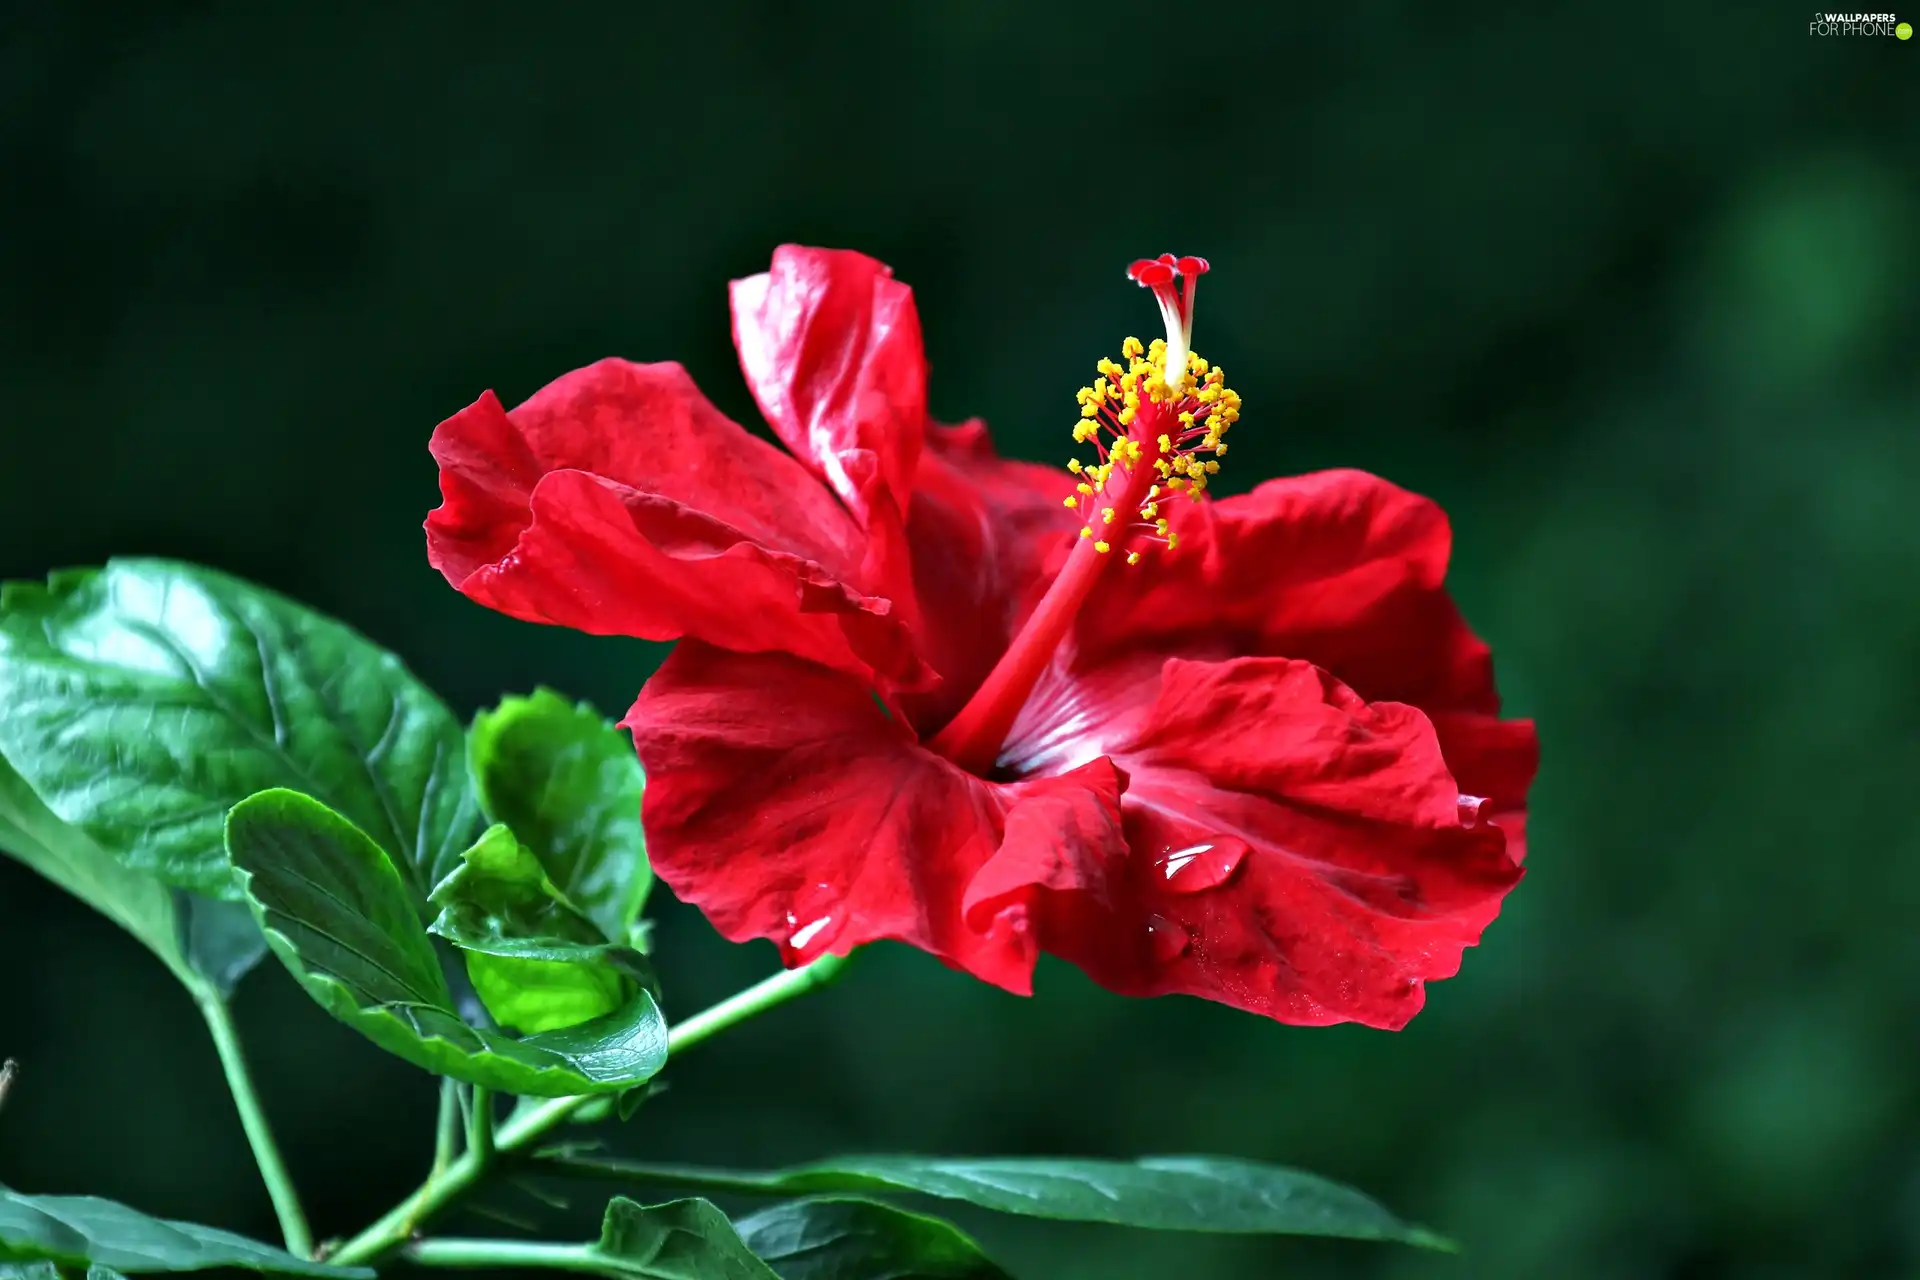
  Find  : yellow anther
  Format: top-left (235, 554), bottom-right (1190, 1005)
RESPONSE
top-left (1126, 551), bottom-right (1141, 565)
top-left (1140, 502), bottom-right (1158, 519)
top-left (1157, 433), bottom-right (1173, 452)
top-left (1067, 458), bottom-right (1083, 474)
top-left (1204, 460), bottom-right (1220, 474)
top-left (1155, 518), bottom-right (1170, 534)
top-left (1077, 482), bottom-right (1093, 494)
top-left (1064, 495), bottom-right (1078, 509)
top-left (1080, 527), bottom-right (1092, 539)
top-left (1167, 531), bottom-right (1180, 550)
top-left (1121, 336), bottom-right (1144, 359)
top-left (1214, 442), bottom-right (1228, 455)
top-left (1094, 540), bottom-right (1112, 554)
top-left (1101, 506), bottom-right (1116, 524)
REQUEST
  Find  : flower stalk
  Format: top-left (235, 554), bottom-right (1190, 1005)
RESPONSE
top-left (328, 953), bottom-right (854, 1268)
top-left (196, 993), bottom-right (314, 1260)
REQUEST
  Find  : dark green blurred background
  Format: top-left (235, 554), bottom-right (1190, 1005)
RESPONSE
top-left (4, 5), bottom-right (1918, 1277)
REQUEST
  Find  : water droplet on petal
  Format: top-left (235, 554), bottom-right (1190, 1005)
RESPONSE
top-left (1145, 913), bottom-right (1190, 962)
top-left (789, 915), bottom-right (833, 950)
top-left (1458, 795), bottom-right (1489, 826)
top-left (1155, 836), bottom-right (1249, 893)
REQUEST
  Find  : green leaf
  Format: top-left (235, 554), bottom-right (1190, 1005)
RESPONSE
top-left (733, 1198), bottom-right (1013, 1280)
top-left (0, 752), bottom-right (263, 998)
top-left (428, 825), bottom-right (656, 1033)
top-left (0, 1185), bottom-right (368, 1276)
top-left (0, 560), bottom-right (479, 902)
top-left (468, 689), bottom-right (650, 942)
top-left (593, 1198), bottom-right (779, 1280)
top-left (226, 789), bottom-right (668, 1096)
top-left (541, 1155), bottom-right (1450, 1250)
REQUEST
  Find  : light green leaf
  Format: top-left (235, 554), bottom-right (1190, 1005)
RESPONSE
top-left (428, 824), bottom-right (653, 1033)
top-left (540, 1155), bottom-right (1450, 1250)
top-left (593, 1198), bottom-right (779, 1279)
top-left (226, 789), bottom-right (668, 1096)
top-left (0, 752), bottom-right (263, 998)
top-left (0, 1185), bottom-right (368, 1276)
top-left (469, 689), bottom-right (649, 943)
top-left (733, 1198), bottom-right (1013, 1280)
top-left (0, 560), bottom-right (480, 902)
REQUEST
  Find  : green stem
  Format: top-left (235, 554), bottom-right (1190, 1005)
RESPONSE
top-left (404, 1238), bottom-right (600, 1272)
top-left (466, 1086), bottom-right (495, 1161)
top-left (329, 953), bottom-right (854, 1269)
top-left (432, 1080), bottom-right (462, 1177)
top-left (196, 994), bottom-right (314, 1259)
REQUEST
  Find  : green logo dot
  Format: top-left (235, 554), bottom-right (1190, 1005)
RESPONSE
top-left (1899, 20), bottom-right (1914, 37)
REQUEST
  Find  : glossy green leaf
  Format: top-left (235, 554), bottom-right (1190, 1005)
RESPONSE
top-left (542, 1155), bottom-right (1450, 1250)
top-left (226, 789), bottom-right (667, 1096)
top-left (0, 560), bottom-right (479, 902)
top-left (593, 1198), bottom-right (779, 1279)
top-left (469, 689), bottom-right (650, 942)
top-left (0, 1185), bottom-right (368, 1276)
top-left (0, 1263), bottom-right (59, 1279)
top-left (428, 824), bottom-right (650, 1033)
top-left (734, 1198), bottom-right (1012, 1280)
top-left (0, 752), bottom-right (263, 998)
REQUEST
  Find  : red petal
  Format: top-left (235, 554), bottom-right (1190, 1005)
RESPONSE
top-left (1050, 655), bottom-right (1523, 1029)
top-left (1128, 658), bottom-right (1467, 829)
top-left (427, 358), bottom-right (933, 690)
top-left (730, 246), bottom-right (928, 528)
top-left (893, 420), bottom-right (1081, 733)
top-left (1000, 651), bottom-right (1522, 1026)
top-left (1078, 469), bottom-right (1500, 713)
top-left (624, 644), bottom-right (1129, 995)
top-left (1431, 711), bottom-right (1540, 865)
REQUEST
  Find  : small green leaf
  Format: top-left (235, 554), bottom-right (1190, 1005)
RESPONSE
top-left (0, 560), bottom-right (479, 903)
top-left (227, 789), bottom-right (668, 1097)
top-left (0, 1185), bottom-right (368, 1276)
top-left (594, 1198), bottom-right (779, 1279)
top-left (0, 752), bottom-right (263, 999)
top-left (734, 1198), bottom-right (1013, 1280)
top-left (469, 689), bottom-right (650, 942)
top-left (0, 1263), bottom-right (59, 1279)
top-left (542, 1155), bottom-right (1450, 1250)
top-left (428, 825), bottom-right (656, 1033)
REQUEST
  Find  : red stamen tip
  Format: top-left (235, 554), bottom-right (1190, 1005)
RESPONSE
top-left (1127, 259), bottom-right (1174, 287)
top-left (1127, 254), bottom-right (1209, 287)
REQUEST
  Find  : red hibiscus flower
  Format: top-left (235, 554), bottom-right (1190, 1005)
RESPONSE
top-left (426, 246), bottom-right (1537, 1030)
